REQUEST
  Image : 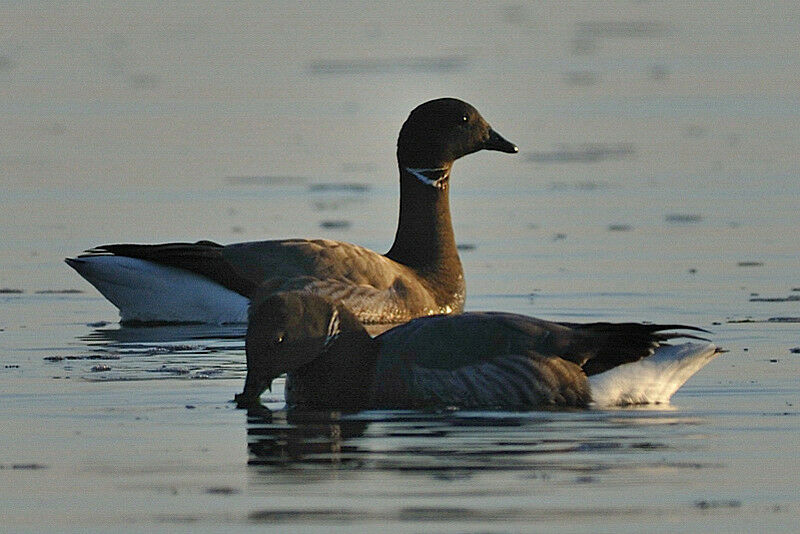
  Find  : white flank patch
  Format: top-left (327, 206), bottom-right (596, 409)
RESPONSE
top-left (588, 342), bottom-right (720, 406)
top-left (66, 256), bottom-right (249, 323)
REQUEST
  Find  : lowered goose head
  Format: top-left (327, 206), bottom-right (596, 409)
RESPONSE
top-left (235, 290), bottom-right (369, 407)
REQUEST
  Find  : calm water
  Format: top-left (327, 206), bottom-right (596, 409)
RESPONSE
top-left (2, 2), bottom-right (799, 532)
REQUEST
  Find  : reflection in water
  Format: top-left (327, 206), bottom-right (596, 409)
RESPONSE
top-left (247, 410), bottom-right (368, 470)
top-left (69, 323), bottom-right (247, 382)
top-left (81, 323), bottom-right (247, 345)
top-left (245, 408), bottom-right (715, 480)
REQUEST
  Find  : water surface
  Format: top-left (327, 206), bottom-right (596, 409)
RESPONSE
top-left (1, 2), bottom-right (799, 532)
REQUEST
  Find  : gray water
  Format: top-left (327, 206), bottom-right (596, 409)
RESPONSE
top-left (1, 2), bottom-right (799, 532)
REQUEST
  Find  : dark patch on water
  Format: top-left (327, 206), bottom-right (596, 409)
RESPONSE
top-left (340, 162), bottom-right (377, 173)
top-left (247, 504), bottom-right (675, 523)
top-left (156, 514), bottom-right (201, 524)
top-left (576, 20), bottom-right (669, 39)
top-left (120, 319), bottom-right (206, 327)
top-left (90, 364), bottom-right (111, 372)
top-left (226, 175), bottom-right (308, 186)
top-left (310, 183), bottom-right (370, 212)
top-left (502, 4), bottom-right (535, 28)
top-left (549, 180), bottom-right (612, 191)
top-left (790, 347), bottom-right (800, 354)
top-left (564, 71), bottom-right (600, 86)
top-left (683, 124), bottom-right (708, 138)
top-left (738, 261), bottom-right (764, 267)
top-left (528, 143), bottom-right (634, 163)
top-left (571, 20), bottom-right (670, 55)
top-left (727, 317), bottom-right (800, 324)
top-left (86, 365), bottom-right (236, 382)
top-left (0, 463), bottom-right (48, 470)
top-left (192, 369), bottom-right (224, 379)
top-left (457, 243), bottom-right (476, 251)
top-left (44, 354), bottom-right (120, 362)
top-left (570, 36), bottom-right (596, 55)
top-left (665, 213), bottom-right (703, 223)
top-left (0, 288), bottom-right (23, 294)
top-left (319, 220), bottom-right (351, 229)
top-left (205, 486), bottom-right (239, 495)
top-left (576, 441), bottom-right (623, 451)
top-left (750, 295), bottom-right (798, 302)
top-left (608, 224), bottom-right (633, 232)
top-left (41, 121), bottom-right (67, 136)
top-left (127, 72), bottom-right (161, 90)
top-left (308, 55), bottom-right (469, 75)
top-left (248, 509), bottom-right (350, 522)
top-left (34, 289), bottom-right (84, 294)
top-left (308, 183), bottom-right (370, 192)
top-left (649, 64), bottom-right (670, 81)
top-left (107, 344), bottom-right (208, 356)
top-left (153, 365), bottom-right (190, 375)
top-left (630, 441), bottom-right (667, 450)
top-left (694, 499), bottom-right (741, 509)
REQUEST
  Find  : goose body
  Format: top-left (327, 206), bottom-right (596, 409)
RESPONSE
top-left (236, 292), bottom-right (721, 410)
top-left (65, 98), bottom-right (518, 325)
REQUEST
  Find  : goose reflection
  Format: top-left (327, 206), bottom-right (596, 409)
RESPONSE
top-left (246, 409), bottom-right (368, 471)
top-left (244, 408), bottom-right (716, 485)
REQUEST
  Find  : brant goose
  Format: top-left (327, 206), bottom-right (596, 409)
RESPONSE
top-left (65, 99), bottom-right (518, 325)
top-left (236, 292), bottom-right (721, 410)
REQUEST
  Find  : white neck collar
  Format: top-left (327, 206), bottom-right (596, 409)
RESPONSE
top-left (324, 308), bottom-right (341, 348)
top-left (404, 167), bottom-right (450, 189)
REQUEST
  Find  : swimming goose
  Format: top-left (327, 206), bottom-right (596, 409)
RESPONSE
top-left (235, 291), bottom-right (720, 410)
top-left (65, 98), bottom-right (518, 325)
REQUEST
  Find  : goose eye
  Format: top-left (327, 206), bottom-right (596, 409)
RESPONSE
top-left (461, 115), bottom-right (469, 123)
top-left (273, 333), bottom-right (284, 345)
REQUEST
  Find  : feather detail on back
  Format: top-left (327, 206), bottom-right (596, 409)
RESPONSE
top-left (378, 354), bottom-right (591, 409)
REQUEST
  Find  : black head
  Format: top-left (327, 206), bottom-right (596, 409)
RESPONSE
top-left (397, 98), bottom-right (518, 168)
top-left (235, 291), bottom-right (362, 407)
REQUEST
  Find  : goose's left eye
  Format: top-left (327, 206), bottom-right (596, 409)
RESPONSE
top-left (273, 333), bottom-right (284, 345)
top-left (462, 115), bottom-right (469, 123)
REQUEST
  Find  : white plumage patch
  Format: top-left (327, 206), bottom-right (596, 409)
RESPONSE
top-left (588, 342), bottom-right (719, 406)
top-left (66, 256), bottom-right (249, 323)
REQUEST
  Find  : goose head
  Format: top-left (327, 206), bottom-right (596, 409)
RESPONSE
top-left (397, 98), bottom-right (518, 169)
top-left (235, 291), bottom-right (362, 407)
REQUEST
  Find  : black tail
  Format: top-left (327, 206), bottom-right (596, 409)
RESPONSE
top-left (81, 241), bottom-right (257, 296)
top-left (562, 322), bottom-right (711, 376)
